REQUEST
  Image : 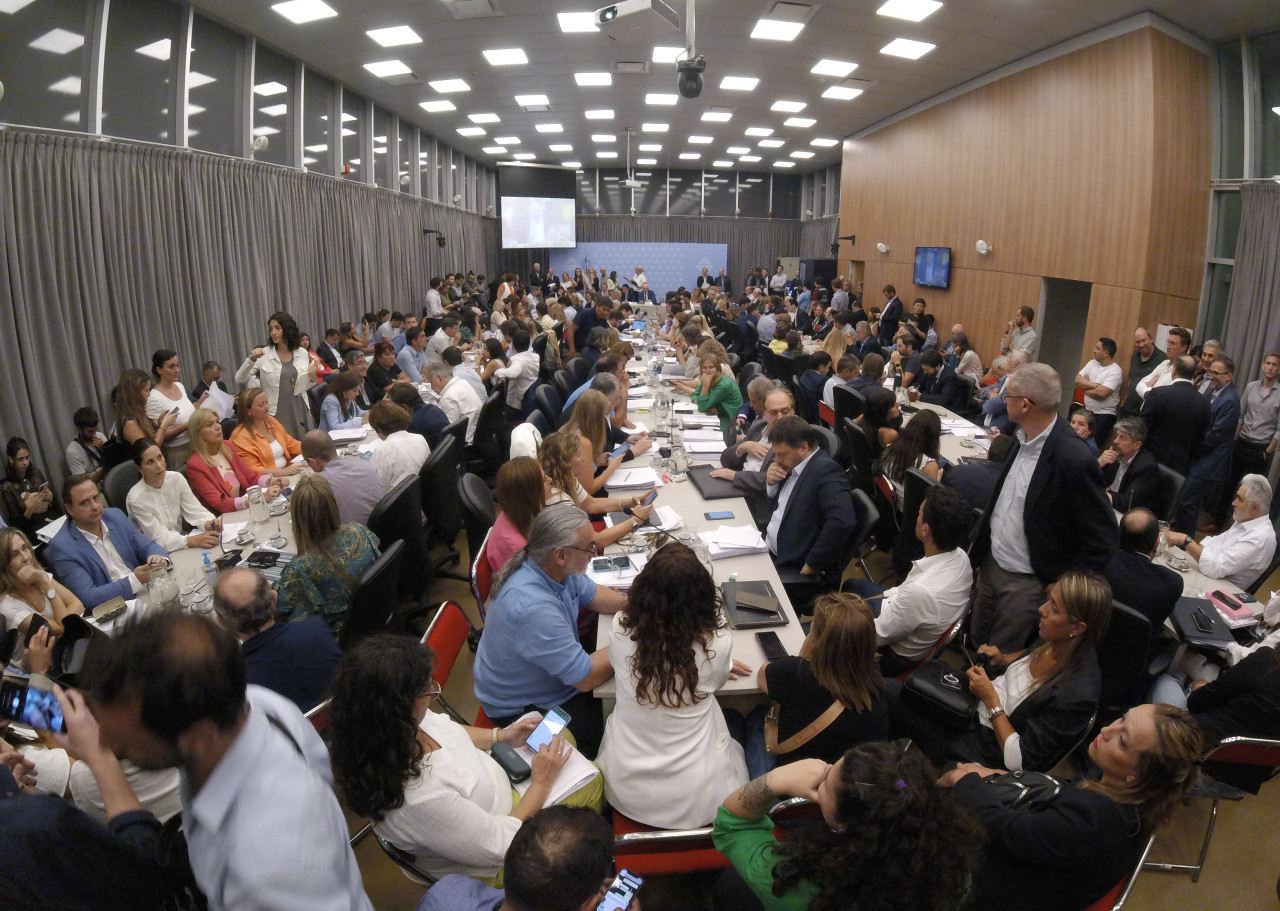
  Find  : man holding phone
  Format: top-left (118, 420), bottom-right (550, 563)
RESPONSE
top-left (473, 504), bottom-right (626, 759)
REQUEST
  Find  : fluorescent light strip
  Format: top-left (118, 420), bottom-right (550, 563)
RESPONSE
top-left (784, 117), bottom-right (816, 128)
top-left (557, 12), bottom-right (598, 32)
top-left (584, 109), bottom-right (614, 120)
top-left (720, 75), bottom-right (759, 91)
top-left (363, 60), bottom-right (411, 78)
top-left (821, 85), bottom-right (863, 100)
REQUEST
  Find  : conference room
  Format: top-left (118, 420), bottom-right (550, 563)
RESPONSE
top-left (3, 0), bottom-right (1280, 909)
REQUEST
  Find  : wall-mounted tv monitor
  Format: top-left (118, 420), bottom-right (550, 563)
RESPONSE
top-left (914, 246), bottom-right (952, 289)
top-left (498, 165), bottom-right (577, 249)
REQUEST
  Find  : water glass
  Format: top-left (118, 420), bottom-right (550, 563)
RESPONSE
top-left (1157, 521), bottom-right (1170, 558)
top-left (669, 444), bottom-right (689, 482)
top-left (651, 456), bottom-right (668, 479)
top-left (691, 539), bottom-right (714, 576)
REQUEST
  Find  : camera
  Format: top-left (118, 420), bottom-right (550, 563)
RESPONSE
top-left (676, 55), bottom-right (707, 100)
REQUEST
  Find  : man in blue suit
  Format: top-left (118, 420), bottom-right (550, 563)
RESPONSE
top-left (1175, 354), bottom-right (1242, 535)
top-left (49, 474), bottom-right (168, 609)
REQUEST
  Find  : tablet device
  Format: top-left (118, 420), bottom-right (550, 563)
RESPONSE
top-left (722, 580), bottom-right (788, 630)
top-left (688, 464), bottom-right (740, 500)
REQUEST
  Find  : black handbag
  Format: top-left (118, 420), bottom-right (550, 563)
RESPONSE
top-left (902, 660), bottom-right (979, 730)
top-left (979, 770), bottom-right (1063, 810)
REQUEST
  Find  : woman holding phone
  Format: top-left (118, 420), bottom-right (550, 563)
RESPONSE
top-left (146, 349), bottom-right (204, 470)
top-left (539, 431), bottom-right (651, 548)
top-left (561, 391), bottom-right (626, 495)
top-left (0, 527), bottom-right (84, 637)
top-left (1, 438), bottom-right (60, 537)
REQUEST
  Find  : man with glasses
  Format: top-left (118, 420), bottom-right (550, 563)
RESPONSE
top-left (712, 387), bottom-right (796, 524)
top-left (969, 364), bottom-right (1117, 663)
top-left (1174, 355), bottom-right (1241, 535)
top-left (472, 503), bottom-right (625, 758)
top-left (341, 349), bottom-right (378, 409)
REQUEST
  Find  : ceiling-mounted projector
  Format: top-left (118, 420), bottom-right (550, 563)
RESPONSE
top-left (595, 0), bottom-right (679, 35)
top-left (622, 177), bottom-right (643, 189)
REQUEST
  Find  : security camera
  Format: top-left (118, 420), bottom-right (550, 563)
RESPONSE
top-left (436, 236), bottom-right (446, 248)
top-left (676, 55), bottom-right (706, 100)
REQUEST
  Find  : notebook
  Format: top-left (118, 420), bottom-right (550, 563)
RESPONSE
top-left (1172, 596), bottom-right (1234, 649)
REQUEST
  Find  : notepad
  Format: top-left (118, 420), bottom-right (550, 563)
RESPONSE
top-left (608, 467), bottom-right (660, 489)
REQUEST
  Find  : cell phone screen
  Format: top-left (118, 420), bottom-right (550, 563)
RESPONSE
top-left (611, 443), bottom-right (632, 459)
top-left (0, 681), bottom-right (67, 733)
top-left (639, 489), bottom-right (658, 507)
top-left (704, 511), bottom-right (734, 520)
top-left (525, 707), bottom-right (570, 753)
top-left (598, 870), bottom-right (643, 911)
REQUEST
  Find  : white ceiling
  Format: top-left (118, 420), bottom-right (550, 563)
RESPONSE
top-left (190, 0), bottom-right (1280, 173)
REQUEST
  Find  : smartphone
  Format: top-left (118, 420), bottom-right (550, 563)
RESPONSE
top-left (281, 488), bottom-right (294, 499)
top-left (0, 680), bottom-right (67, 733)
top-left (755, 631), bottom-right (788, 662)
top-left (598, 870), bottom-right (643, 911)
top-left (525, 706), bottom-right (570, 753)
top-left (22, 613), bottom-right (50, 650)
top-left (611, 443), bottom-right (632, 459)
top-left (1192, 608), bottom-right (1214, 633)
top-left (704, 511), bottom-right (734, 520)
top-left (169, 406), bottom-right (181, 415)
top-left (638, 489), bottom-right (659, 508)
top-left (1210, 590), bottom-right (1244, 611)
top-left (1235, 592), bottom-right (1259, 604)
top-left (592, 555), bottom-right (632, 573)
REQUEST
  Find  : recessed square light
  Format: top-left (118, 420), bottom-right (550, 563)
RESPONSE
top-left (745, 127), bottom-right (773, 137)
top-left (773, 160), bottom-right (796, 168)
top-left (652, 46), bottom-right (687, 63)
top-left (646, 93), bottom-right (678, 105)
top-left (28, 28), bottom-right (83, 55)
top-left (790, 150), bottom-right (815, 158)
top-left (739, 154), bottom-right (761, 162)
top-left (598, 151), bottom-right (618, 158)
top-left (254, 81), bottom-right (288, 96)
top-left (811, 58), bottom-right (858, 77)
top-left (702, 108), bottom-right (733, 122)
top-left (366, 25), bottom-right (421, 46)
top-left (535, 123), bottom-right (563, 133)
top-left (483, 146), bottom-right (507, 154)
top-left (784, 117), bottom-right (816, 128)
top-left (592, 134), bottom-right (616, 142)
top-left (420, 100), bottom-right (456, 113)
top-left (726, 146), bottom-right (750, 155)
top-left (771, 100), bottom-right (806, 113)
top-left (679, 152), bottom-right (701, 160)
top-left (188, 72), bottom-right (217, 89)
top-left (557, 11), bottom-right (599, 32)
top-left (876, 0), bottom-right (943, 22)
top-left (712, 160), bottom-right (733, 168)
top-left (811, 138), bottom-right (839, 147)
top-left (549, 143), bottom-right (573, 152)
top-left (515, 94), bottom-right (550, 107)
top-left (758, 139), bottom-right (785, 147)
top-left (483, 48), bottom-right (528, 66)
top-left (494, 136), bottom-right (520, 145)
top-left (429, 79), bottom-right (470, 93)
top-left (513, 153), bottom-right (536, 160)
top-left (468, 113), bottom-right (500, 123)
top-left (363, 60), bottom-right (411, 78)
top-left (562, 161), bottom-right (582, 168)
top-left (642, 123), bottom-right (669, 132)
top-left (688, 135), bottom-right (714, 144)
top-left (271, 0), bottom-right (337, 24)
top-left (821, 85), bottom-right (864, 100)
top-left (575, 72), bottom-right (612, 86)
top-left (638, 143), bottom-right (662, 151)
top-left (636, 158), bottom-right (657, 165)
top-left (720, 76), bottom-right (759, 91)
top-left (881, 38), bottom-right (936, 59)
top-left (750, 18), bottom-right (805, 41)
top-left (259, 103), bottom-right (288, 117)
top-left (457, 127), bottom-right (485, 137)
top-left (584, 109), bottom-right (614, 120)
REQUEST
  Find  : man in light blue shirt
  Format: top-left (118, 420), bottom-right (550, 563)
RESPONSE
top-left (472, 503), bottom-right (624, 758)
top-left (396, 327), bottom-right (429, 382)
top-left (392, 314), bottom-right (419, 354)
top-left (83, 610), bottom-right (372, 911)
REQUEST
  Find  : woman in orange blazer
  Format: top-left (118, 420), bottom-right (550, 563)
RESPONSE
top-left (229, 388), bottom-right (304, 480)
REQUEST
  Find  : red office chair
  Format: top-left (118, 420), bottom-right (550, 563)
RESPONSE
top-left (470, 528), bottom-right (495, 621)
top-left (420, 600), bottom-right (498, 728)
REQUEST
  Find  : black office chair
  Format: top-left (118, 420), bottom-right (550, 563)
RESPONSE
top-left (536, 385), bottom-right (564, 429)
top-left (466, 392), bottom-right (510, 476)
top-left (956, 375), bottom-right (978, 418)
top-left (811, 424), bottom-right (842, 462)
top-left (103, 462), bottom-right (140, 509)
top-left (1246, 517), bottom-right (1280, 596)
top-left (737, 362), bottom-right (762, 403)
top-left (1095, 600), bottom-right (1153, 719)
top-left (832, 383), bottom-right (864, 432)
top-left (567, 357), bottom-right (591, 387)
top-left (847, 489), bottom-right (883, 583)
top-left (367, 476), bottom-right (435, 616)
top-left (1155, 463), bottom-right (1186, 525)
top-left (727, 352), bottom-right (742, 374)
top-left (785, 374), bottom-right (813, 423)
top-left (842, 417), bottom-right (877, 495)
top-left (552, 369), bottom-right (574, 403)
top-left (419, 437), bottom-right (464, 580)
top-left (220, 418), bottom-right (239, 441)
top-left (526, 411), bottom-right (551, 438)
top-left (340, 540), bottom-right (405, 650)
top-left (458, 472), bottom-right (498, 554)
top-left (428, 418), bottom-right (468, 473)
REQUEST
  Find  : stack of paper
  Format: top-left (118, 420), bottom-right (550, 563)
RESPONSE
top-left (672, 402), bottom-right (696, 413)
top-left (609, 467), bottom-right (660, 489)
top-left (685, 440), bottom-right (725, 455)
top-left (35, 515), bottom-right (67, 544)
top-left (357, 438), bottom-right (384, 456)
top-left (698, 525), bottom-right (769, 559)
top-left (203, 383), bottom-right (236, 420)
top-left (628, 398), bottom-right (655, 411)
top-left (627, 385), bottom-right (650, 397)
top-left (682, 414), bottom-right (721, 428)
top-left (513, 739), bottom-right (600, 805)
top-left (661, 364), bottom-right (687, 376)
top-left (682, 428), bottom-right (724, 442)
top-left (586, 551), bottom-right (650, 590)
top-left (329, 427), bottom-right (365, 443)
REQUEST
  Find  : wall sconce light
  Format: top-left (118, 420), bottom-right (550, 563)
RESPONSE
top-left (875, 242), bottom-right (889, 254)
top-left (975, 239), bottom-right (993, 256)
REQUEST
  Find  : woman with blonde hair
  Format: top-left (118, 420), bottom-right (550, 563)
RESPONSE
top-left (561, 391), bottom-right (625, 495)
top-left (230, 388), bottom-right (303, 480)
top-left (819, 329), bottom-right (848, 363)
top-left (538, 431), bottom-right (651, 548)
top-left (675, 355), bottom-right (743, 437)
top-left (0, 527), bottom-right (83, 637)
top-left (114, 368), bottom-right (175, 447)
top-left (275, 473), bottom-right (380, 639)
top-left (185, 408), bottom-right (281, 514)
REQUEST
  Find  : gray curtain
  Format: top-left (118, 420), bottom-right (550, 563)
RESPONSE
top-left (1220, 183), bottom-right (1280, 394)
top-left (0, 129), bottom-right (500, 494)
top-left (799, 216), bottom-right (841, 263)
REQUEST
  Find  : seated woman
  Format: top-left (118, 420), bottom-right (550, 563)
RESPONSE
top-left (319, 371), bottom-right (369, 432)
top-left (0, 528), bottom-right (83, 638)
top-left (1, 438), bottom-right (60, 538)
top-left (877, 407), bottom-right (943, 509)
top-left (229, 388), bottom-right (304, 480)
top-left (487, 457), bottom-right (552, 575)
top-left (888, 571), bottom-right (1110, 773)
top-left (185, 408), bottom-right (281, 514)
top-left (951, 332), bottom-right (984, 383)
top-left (124, 440), bottom-right (220, 553)
top-left (818, 326), bottom-right (847, 363)
top-left (477, 338), bottom-right (510, 386)
top-left (713, 743), bottom-right (983, 911)
top-left (368, 398), bottom-right (430, 492)
top-left (328, 634), bottom-right (601, 883)
top-left (275, 474), bottom-right (379, 639)
top-left (579, 327), bottom-right (608, 366)
top-left (854, 387), bottom-right (901, 456)
top-left (366, 341), bottom-right (407, 397)
top-left (780, 330), bottom-right (803, 362)
top-left (337, 320), bottom-right (371, 357)
top-left (598, 543), bottom-right (751, 828)
top-left (561, 390), bottom-right (627, 496)
top-left (300, 332), bottom-right (334, 381)
top-left (112, 368), bottom-right (175, 449)
top-left (940, 704), bottom-right (1202, 911)
top-left (539, 431), bottom-right (651, 549)
top-left (676, 355), bottom-right (743, 438)
top-left (768, 316), bottom-right (794, 355)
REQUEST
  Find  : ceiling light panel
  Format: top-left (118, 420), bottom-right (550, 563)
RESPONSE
top-left (688, 135), bottom-right (713, 144)
top-left (811, 137), bottom-right (839, 146)
top-left (750, 18), bottom-right (804, 41)
top-left (557, 12), bottom-right (599, 32)
top-left (881, 38), bottom-right (936, 59)
top-left (679, 152), bottom-right (701, 159)
top-left (646, 93), bottom-right (678, 105)
top-left (702, 108), bottom-right (733, 122)
top-left (821, 85), bottom-right (863, 100)
top-left (493, 136), bottom-right (520, 144)
top-left (739, 154), bottom-right (761, 162)
top-left (726, 146), bottom-right (749, 154)
top-left (366, 26), bottom-right (421, 46)
top-left (456, 126), bottom-right (485, 137)
top-left (513, 153), bottom-right (536, 160)
top-left (712, 160), bottom-right (733, 168)
top-left (876, 0), bottom-right (942, 22)
top-left (771, 100), bottom-right (806, 113)
top-left (720, 76), bottom-right (759, 91)
top-left (790, 150), bottom-right (815, 158)
top-left (535, 124), bottom-right (563, 134)
top-left (575, 72), bottom-right (612, 86)
top-left (483, 146), bottom-right (507, 154)
top-left (549, 143), bottom-right (573, 151)
top-left (254, 81), bottom-right (287, 96)
top-left (420, 100), bottom-right (455, 113)
top-left (636, 158), bottom-right (657, 165)
top-left (592, 134), bottom-right (616, 142)
top-left (363, 60), bottom-right (411, 78)
top-left (515, 94), bottom-right (549, 106)
top-left (483, 48), bottom-right (528, 66)
top-left (784, 117), bottom-right (816, 127)
top-left (642, 123), bottom-right (669, 132)
top-left (810, 58), bottom-right (857, 77)
top-left (758, 139), bottom-right (785, 147)
top-left (468, 113), bottom-right (500, 123)
top-left (773, 160), bottom-right (795, 168)
top-left (563, 161), bottom-right (582, 168)
top-left (429, 79), bottom-right (470, 93)
top-left (745, 127), bottom-right (773, 136)
top-left (271, 0), bottom-right (336, 24)
top-left (598, 151), bottom-right (617, 158)
top-left (652, 46), bottom-right (687, 63)
top-left (30, 28), bottom-right (84, 54)
top-left (584, 109), bottom-right (614, 120)
top-left (638, 143), bottom-right (662, 151)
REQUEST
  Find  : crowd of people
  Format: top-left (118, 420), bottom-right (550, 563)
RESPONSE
top-left (1, 261), bottom-right (1279, 911)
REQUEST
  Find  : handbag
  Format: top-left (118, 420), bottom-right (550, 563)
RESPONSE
top-left (978, 770), bottom-right (1063, 810)
top-left (902, 660), bottom-right (979, 730)
top-left (764, 701), bottom-right (844, 755)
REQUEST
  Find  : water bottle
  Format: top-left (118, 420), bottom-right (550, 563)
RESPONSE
top-left (203, 552), bottom-right (217, 590)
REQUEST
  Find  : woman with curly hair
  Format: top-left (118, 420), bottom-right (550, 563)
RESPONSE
top-left (539, 430), bottom-right (652, 548)
top-left (561, 390), bottom-right (624, 495)
top-left (327, 634), bottom-right (601, 884)
top-left (713, 742), bottom-right (984, 911)
top-left (597, 542), bottom-right (752, 828)
top-left (234, 310), bottom-right (316, 441)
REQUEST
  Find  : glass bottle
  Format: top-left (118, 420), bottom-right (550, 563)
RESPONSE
top-left (246, 486), bottom-right (269, 524)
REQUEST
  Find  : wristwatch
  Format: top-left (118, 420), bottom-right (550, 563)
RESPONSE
top-left (45, 587), bottom-right (57, 602)
top-left (986, 705), bottom-right (1006, 722)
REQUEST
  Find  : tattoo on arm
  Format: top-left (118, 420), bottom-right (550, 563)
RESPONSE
top-left (739, 775), bottom-right (777, 817)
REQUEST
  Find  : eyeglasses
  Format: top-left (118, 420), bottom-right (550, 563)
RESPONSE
top-left (422, 680), bottom-right (442, 704)
top-left (1206, 369), bottom-right (1229, 377)
top-left (564, 541), bottom-right (600, 557)
top-left (999, 391), bottom-right (1036, 406)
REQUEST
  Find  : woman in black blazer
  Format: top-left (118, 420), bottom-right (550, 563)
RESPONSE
top-left (889, 571), bottom-right (1111, 772)
top-left (940, 703), bottom-right (1202, 911)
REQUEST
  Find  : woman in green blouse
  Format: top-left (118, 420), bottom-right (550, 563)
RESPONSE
top-left (677, 355), bottom-right (743, 437)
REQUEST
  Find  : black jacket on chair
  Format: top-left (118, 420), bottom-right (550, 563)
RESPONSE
top-left (764, 449), bottom-right (858, 576)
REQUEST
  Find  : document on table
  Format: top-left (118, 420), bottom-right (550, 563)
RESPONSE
top-left (608, 467), bottom-right (661, 489)
top-left (604, 506), bottom-right (683, 533)
top-left (698, 525), bottom-right (770, 559)
top-left (586, 551), bottom-right (650, 590)
top-left (682, 429), bottom-right (724, 442)
top-left (662, 364), bottom-right (687, 376)
top-left (629, 398), bottom-right (655, 411)
top-left (685, 440), bottom-right (726, 455)
top-left (329, 427), bottom-right (365, 443)
top-left (627, 385), bottom-right (650, 397)
top-left (682, 415), bottom-right (721, 428)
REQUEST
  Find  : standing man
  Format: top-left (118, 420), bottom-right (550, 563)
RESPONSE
top-left (829, 280), bottom-right (849, 312)
top-left (423, 276), bottom-right (445, 330)
top-left (877, 284), bottom-right (903, 347)
top-left (1193, 340), bottom-right (1222, 393)
top-left (80, 609), bottom-right (373, 911)
top-left (1000, 307), bottom-right (1039, 363)
top-left (1228, 352), bottom-right (1280, 499)
top-left (716, 268), bottom-right (730, 294)
top-left (769, 265), bottom-right (788, 295)
top-left (528, 262), bottom-right (544, 291)
top-left (1074, 337), bottom-right (1123, 444)
top-left (696, 266), bottom-right (714, 291)
top-left (1134, 326), bottom-right (1191, 403)
top-left (1120, 326), bottom-right (1166, 417)
top-left (1175, 354), bottom-right (1241, 535)
top-left (969, 364), bottom-right (1118, 659)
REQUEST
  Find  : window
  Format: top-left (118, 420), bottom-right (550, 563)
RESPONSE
top-left (704, 171), bottom-right (736, 217)
top-left (1218, 42), bottom-right (1244, 180)
top-left (0, 0), bottom-right (90, 131)
top-left (342, 88), bottom-right (366, 181)
top-left (303, 70), bottom-right (334, 175)
top-left (1256, 31), bottom-right (1280, 178)
top-left (772, 173), bottom-right (802, 219)
top-left (634, 170), bottom-right (665, 215)
top-left (102, 0), bottom-right (181, 143)
top-left (1213, 190), bottom-right (1242, 259)
top-left (577, 168), bottom-right (599, 213)
top-left (738, 174), bottom-right (769, 218)
top-left (598, 169), bottom-right (632, 215)
top-left (667, 170), bottom-right (699, 216)
top-left (252, 44), bottom-right (294, 167)
top-left (419, 136), bottom-right (435, 200)
top-left (188, 15), bottom-right (244, 156)
top-left (373, 106), bottom-right (392, 188)
top-left (398, 121), bottom-right (415, 195)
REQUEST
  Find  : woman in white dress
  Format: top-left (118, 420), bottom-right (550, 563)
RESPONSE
top-left (124, 440), bottom-right (220, 553)
top-left (597, 541), bottom-right (752, 829)
top-left (146, 349), bottom-right (205, 470)
top-left (234, 310), bottom-right (316, 441)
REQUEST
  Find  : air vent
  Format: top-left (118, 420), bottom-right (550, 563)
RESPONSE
top-left (382, 73), bottom-right (424, 87)
top-left (442, 0), bottom-right (503, 21)
top-left (615, 61), bottom-right (650, 75)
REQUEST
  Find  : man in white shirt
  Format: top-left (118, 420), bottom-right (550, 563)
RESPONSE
top-left (1134, 326), bottom-right (1191, 402)
top-left (425, 317), bottom-right (462, 368)
top-left (368, 399), bottom-right (431, 492)
top-left (768, 265), bottom-right (788, 294)
top-left (1074, 336), bottom-right (1124, 443)
top-left (374, 311), bottom-right (403, 343)
top-left (845, 486), bottom-right (974, 676)
top-left (822, 355), bottom-right (860, 408)
top-left (80, 609), bottom-right (373, 911)
top-left (441, 346), bottom-right (488, 401)
top-left (492, 329), bottom-right (540, 419)
top-left (395, 327), bottom-right (429, 382)
top-left (423, 277), bottom-right (444, 320)
top-left (1166, 474), bottom-right (1277, 589)
top-left (427, 363), bottom-right (483, 443)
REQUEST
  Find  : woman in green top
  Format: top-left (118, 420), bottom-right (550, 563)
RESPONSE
top-left (679, 354), bottom-right (743, 437)
top-left (712, 742), bottom-right (982, 911)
